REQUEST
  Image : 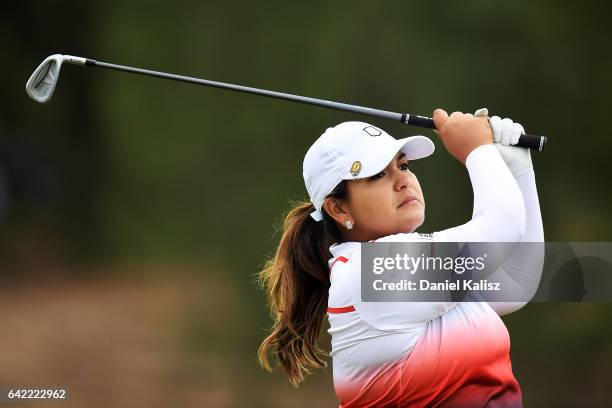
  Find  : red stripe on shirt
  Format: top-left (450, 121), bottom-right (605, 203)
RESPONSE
top-left (330, 256), bottom-right (349, 271)
top-left (328, 305), bottom-right (356, 314)
top-left (328, 257), bottom-right (353, 314)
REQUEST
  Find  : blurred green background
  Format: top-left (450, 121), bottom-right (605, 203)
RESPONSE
top-left (1, 1), bottom-right (611, 407)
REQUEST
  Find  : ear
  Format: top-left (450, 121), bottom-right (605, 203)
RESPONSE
top-left (322, 197), bottom-right (352, 225)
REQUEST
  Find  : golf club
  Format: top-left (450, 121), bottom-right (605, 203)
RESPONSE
top-left (26, 54), bottom-right (547, 151)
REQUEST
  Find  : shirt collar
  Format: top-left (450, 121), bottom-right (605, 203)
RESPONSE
top-left (329, 241), bottom-right (361, 258)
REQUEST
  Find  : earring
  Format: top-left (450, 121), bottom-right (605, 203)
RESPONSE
top-left (345, 220), bottom-right (354, 230)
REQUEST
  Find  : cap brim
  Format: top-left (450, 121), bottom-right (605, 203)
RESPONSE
top-left (342, 135), bottom-right (435, 180)
top-left (398, 135), bottom-right (435, 161)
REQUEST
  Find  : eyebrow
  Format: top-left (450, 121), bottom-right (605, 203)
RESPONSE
top-left (397, 152), bottom-right (406, 161)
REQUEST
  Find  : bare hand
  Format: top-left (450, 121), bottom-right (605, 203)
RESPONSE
top-left (432, 109), bottom-right (493, 164)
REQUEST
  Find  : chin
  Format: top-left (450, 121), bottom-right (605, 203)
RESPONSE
top-left (402, 217), bottom-right (424, 233)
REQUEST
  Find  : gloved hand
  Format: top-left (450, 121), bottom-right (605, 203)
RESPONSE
top-left (474, 108), bottom-right (533, 177)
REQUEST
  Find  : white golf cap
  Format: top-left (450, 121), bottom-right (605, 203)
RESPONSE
top-left (303, 121), bottom-right (435, 221)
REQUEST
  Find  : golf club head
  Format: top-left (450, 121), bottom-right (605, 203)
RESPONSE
top-left (26, 54), bottom-right (86, 103)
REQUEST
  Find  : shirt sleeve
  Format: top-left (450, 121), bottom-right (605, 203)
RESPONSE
top-left (351, 247), bottom-right (456, 330)
top-left (479, 167), bottom-right (545, 315)
top-left (433, 144), bottom-right (525, 243)
top-left (432, 146), bottom-right (544, 316)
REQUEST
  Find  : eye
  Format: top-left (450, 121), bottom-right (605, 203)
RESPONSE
top-left (369, 171), bottom-right (385, 180)
top-left (369, 162), bottom-right (410, 181)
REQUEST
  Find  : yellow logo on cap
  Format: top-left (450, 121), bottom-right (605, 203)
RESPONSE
top-left (350, 161), bottom-right (362, 177)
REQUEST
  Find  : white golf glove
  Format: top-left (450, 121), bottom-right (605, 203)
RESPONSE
top-left (474, 108), bottom-right (533, 177)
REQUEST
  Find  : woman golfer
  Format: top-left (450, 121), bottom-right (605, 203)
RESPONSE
top-left (258, 108), bottom-right (544, 407)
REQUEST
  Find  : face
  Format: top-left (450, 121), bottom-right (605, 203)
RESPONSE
top-left (324, 152), bottom-right (426, 242)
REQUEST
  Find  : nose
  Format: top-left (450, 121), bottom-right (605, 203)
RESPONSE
top-left (393, 167), bottom-right (411, 192)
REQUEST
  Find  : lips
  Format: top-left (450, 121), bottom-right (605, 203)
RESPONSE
top-left (398, 195), bottom-right (419, 207)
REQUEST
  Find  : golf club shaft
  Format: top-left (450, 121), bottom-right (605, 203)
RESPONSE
top-left (84, 59), bottom-right (546, 151)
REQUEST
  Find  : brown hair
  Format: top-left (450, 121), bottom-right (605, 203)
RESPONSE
top-left (258, 181), bottom-right (347, 386)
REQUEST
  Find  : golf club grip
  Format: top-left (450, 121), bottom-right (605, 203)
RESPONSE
top-left (405, 115), bottom-right (547, 152)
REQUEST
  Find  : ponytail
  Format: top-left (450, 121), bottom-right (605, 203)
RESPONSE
top-left (258, 185), bottom-right (346, 386)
